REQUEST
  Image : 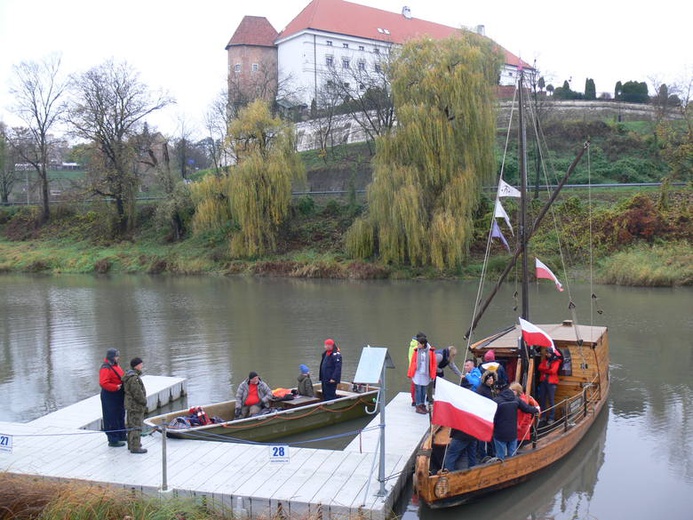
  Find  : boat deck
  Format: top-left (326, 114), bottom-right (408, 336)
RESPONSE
top-left (0, 378), bottom-right (429, 519)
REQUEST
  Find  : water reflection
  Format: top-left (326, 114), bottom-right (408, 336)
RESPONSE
top-left (1, 274), bottom-right (692, 518)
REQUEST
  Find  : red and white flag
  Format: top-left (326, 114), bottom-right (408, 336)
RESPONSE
top-left (535, 257), bottom-right (564, 292)
top-left (432, 377), bottom-right (497, 442)
top-left (519, 317), bottom-right (555, 349)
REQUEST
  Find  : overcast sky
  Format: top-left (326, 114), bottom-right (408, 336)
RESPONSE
top-left (1, 0), bottom-right (689, 137)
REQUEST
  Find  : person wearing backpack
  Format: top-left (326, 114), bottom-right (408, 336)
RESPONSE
top-left (537, 347), bottom-right (562, 424)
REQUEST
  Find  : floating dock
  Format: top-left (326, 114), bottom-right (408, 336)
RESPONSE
top-left (1, 376), bottom-right (429, 519)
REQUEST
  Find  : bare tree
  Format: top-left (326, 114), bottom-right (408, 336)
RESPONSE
top-left (8, 54), bottom-right (68, 221)
top-left (228, 58), bottom-right (278, 118)
top-left (308, 80), bottom-right (344, 159)
top-left (204, 89), bottom-right (234, 175)
top-left (0, 123), bottom-right (17, 204)
top-left (67, 59), bottom-right (173, 234)
top-left (319, 48), bottom-right (395, 152)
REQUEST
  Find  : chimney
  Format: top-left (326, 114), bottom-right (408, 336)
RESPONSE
top-left (402, 6), bottom-right (412, 19)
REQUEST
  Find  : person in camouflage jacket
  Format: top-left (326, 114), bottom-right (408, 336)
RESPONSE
top-left (122, 357), bottom-right (147, 454)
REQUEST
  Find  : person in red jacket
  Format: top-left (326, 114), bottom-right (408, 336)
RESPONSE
top-left (407, 332), bottom-right (437, 415)
top-left (510, 382), bottom-right (540, 445)
top-left (537, 346), bottom-right (562, 424)
top-left (99, 348), bottom-right (126, 447)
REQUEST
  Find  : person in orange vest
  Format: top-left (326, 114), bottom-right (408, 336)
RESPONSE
top-left (235, 372), bottom-right (273, 418)
top-left (407, 332), bottom-right (437, 415)
top-left (510, 382), bottom-right (540, 446)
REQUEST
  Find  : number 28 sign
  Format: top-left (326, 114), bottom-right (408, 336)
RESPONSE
top-left (269, 444), bottom-right (289, 463)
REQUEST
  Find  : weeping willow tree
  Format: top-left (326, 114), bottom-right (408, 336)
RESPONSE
top-left (190, 99), bottom-right (305, 257)
top-left (346, 33), bottom-right (503, 269)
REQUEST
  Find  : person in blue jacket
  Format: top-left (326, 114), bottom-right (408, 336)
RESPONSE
top-left (319, 338), bottom-right (342, 400)
top-left (461, 358), bottom-right (482, 391)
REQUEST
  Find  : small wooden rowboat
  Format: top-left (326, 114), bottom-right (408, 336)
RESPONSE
top-left (144, 382), bottom-right (379, 443)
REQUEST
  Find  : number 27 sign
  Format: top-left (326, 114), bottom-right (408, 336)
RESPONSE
top-left (0, 434), bottom-right (13, 453)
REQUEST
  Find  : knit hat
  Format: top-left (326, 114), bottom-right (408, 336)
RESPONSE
top-left (324, 338), bottom-right (335, 347)
top-left (300, 364), bottom-right (310, 374)
top-left (106, 348), bottom-right (120, 362)
top-left (248, 371), bottom-right (259, 381)
top-left (130, 357), bottom-right (143, 368)
top-left (484, 349), bottom-right (495, 362)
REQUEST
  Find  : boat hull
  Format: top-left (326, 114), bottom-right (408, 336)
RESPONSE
top-left (414, 322), bottom-right (609, 508)
top-left (144, 382), bottom-right (378, 443)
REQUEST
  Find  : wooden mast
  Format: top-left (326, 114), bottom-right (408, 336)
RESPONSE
top-left (463, 74), bottom-right (590, 341)
top-left (518, 70), bottom-right (530, 321)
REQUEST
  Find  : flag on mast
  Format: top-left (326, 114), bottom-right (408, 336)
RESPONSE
top-left (491, 221), bottom-right (510, 251)
top-left (535, 257), bottom-right (564, 292)
top-left (494, 199), bottom-right (514, 235)
top-left (497, 179), bottom-right (521, 198)
top-left (432, 377), bottom-right (497, 442)
top-left (519, 317), bottom-right (555, 348)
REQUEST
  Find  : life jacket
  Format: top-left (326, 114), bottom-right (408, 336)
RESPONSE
top-left (188, 406), bottom-right (210, 426)
top-left (272, 388), bottom-right (292, 398)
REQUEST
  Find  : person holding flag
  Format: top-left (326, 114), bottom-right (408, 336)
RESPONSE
top-left (518, 317), bottom-right (560, 424)
top-left (432, 377), bottom-right (497, 470)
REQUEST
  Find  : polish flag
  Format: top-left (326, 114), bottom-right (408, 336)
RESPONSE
top-left (535, 258), bottom-right (564, 292)
top-left (432, 377), bottom-right (497, 442)
top-left (519, 317), bottom-right (555, 349)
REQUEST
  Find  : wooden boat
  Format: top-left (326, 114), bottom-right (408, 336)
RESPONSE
top-left (413, 71), bottom-right (610, 508)
top-left (144, 382), bottom-right (379, 443)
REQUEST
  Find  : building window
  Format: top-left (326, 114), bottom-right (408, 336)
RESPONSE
top-left (342, 58), bottom-right (350, 69)
top-left (374, 63), bottom-right (382, 74)
top-left (359, 83), bottom-right (366, 91)
top-left (252, 63), bottom-right (258, 72)
top-left (326, 40), bottom-right (333, 46)
top-left (373, 47), bottom-right (380, 54)
top-left (325, 55), bottom-right (334, 68)
top-left (343, 82), bottom-right (350, 90)
top-left (234, 63), bottom-right (241, 73)
top-left (358, 60), bottom-right (366, 71)
top-left (359, 45), bottom-right (365, 51)
top-left (343, 43), bottom-right (349, 48)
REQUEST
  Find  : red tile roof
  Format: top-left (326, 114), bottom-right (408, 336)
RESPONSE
top-left (226, 15), bottom-right (278, 48)
top-left (277, 0), bottom-right (531, 69)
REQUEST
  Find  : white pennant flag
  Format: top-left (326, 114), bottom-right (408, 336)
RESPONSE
top-left (494, 199), bottom-right (514, 235)
top-left (497, 179), bottom-right (521, 198)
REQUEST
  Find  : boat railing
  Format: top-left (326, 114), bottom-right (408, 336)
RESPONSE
top-left (535, 374), bottom-right (601, 439)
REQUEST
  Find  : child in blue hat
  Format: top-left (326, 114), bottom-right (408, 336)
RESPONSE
top-left (297, 364), bottom-right (315, 397)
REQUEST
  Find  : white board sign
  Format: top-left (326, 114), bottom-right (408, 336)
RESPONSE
top-left (268, 444), bottom-right (289, 463)
top-left (0, 433), bottom-right (13, 453)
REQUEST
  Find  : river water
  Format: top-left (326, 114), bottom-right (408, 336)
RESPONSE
top-left (1, 274), bottom-right (691, 519)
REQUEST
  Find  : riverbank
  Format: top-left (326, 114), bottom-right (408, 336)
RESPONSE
top-left (0, 188), bottom-right (691, 286)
